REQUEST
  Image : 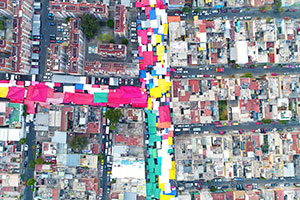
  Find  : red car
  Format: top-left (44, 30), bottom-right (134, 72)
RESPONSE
top-left (261, 9), bottom-right (266, 13)
top-left (289, 8), bottom-right (296, 12)
top-left (256, 122), bottom-right (261, 125)
top-left (216, 67), bottom-right (224, 72)
top-left (271, 73), bottom-right (277, 76)
top-left (204, 74), bottom-right (209, 77)
top-left (232, 10), bottom-right (238, 13)
top-left (252, 129), bottom-right (256, 132)
top-left (33, 50), bottom-right (39, 53)
top-left (174, 75), bottom-right (181, 78)
top-left (220, 131), bottom-right (225, 135)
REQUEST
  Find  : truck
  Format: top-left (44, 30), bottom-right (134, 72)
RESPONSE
top-left (33, 2), bottom-right (41, 9)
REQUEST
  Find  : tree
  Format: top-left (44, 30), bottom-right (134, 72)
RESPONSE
top-left (0, 20), bottom-right (5, 31)
top-left (104, 109), bottom-right (122, 124)
top-left (261, 119), bottom-right (272, 124)
top-left (20, 138), bottom-right (26, 144)
top-left (234, 64), bottom-right (239, 69)
top-left (68, 136), bottom-right (89, 152)
top-left (98, 154), bottom-right (103, 161)
top-left (122, 38), bottom-right (128, 45)
top-left (27, 178), bottom-right (36, 186)
top-left (29, 160), bottom-right (35, 169)
top-left (81, 14), bottom-right (99, 39)
top-left (107, 19), bottom-right (114, 28)
top-left (242, 73), bottom-right (253, 78)
top-left (183, 6), bottom-right (191, 13)
top-left (280, 120), bottom-right (288, 124)
top-left (266, 17), bottom-right (271, 23)
top-left (194, 8), bottom-right (201, 13)
top-left (209, 187), bottom-right (217, 192)
top-left (109, 39), bottom-right (115, 43)
top-left (35, 157), bottom-right (44, 164)
top-left (65, 17), bottom-right (70, 22)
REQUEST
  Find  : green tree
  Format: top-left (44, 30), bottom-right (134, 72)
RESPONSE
top-left (68, 136), bottom-right (89, 152)
top-left (29, 160), bottom-right (35, 169)
top-left (107, 19), bottom-right (114, 28)
top-left (266, 17), bottom-right (271, 23)
top-left (234, 64), bottom-right (239, 69)
top-left (280, 120), bottom-right (289, 124)
top-left (81, 14), bottom-right (99, 39)
top-left (65, 17), bottom-right (70, 22)
top-left (0, 20), bottom-right (5, 31)
top-left (102, 33), bottom-right (112, 43)
top-left (98, 154), bottom-right (103, 161)
top-left (122, 38), bottom-right (128, 45)
top-left (209, 187), bottom-right (217, 192)
top-left (35, 157), bottom-right (44, 164)
top-left (261, 119), bottom-right (272, 124)
top-left (109, 39), bottom-right (115, 43)
top-left (242, 72), bottom-right (253, 78)
top-left (219, 101), bottom-right (228, 121)
top-left (104, 109), bottom-right (122, 124)
top-left (20, 138), bottom-right (26, 144)
top-left (27, 178), bottom-right (36, 186)
top-left (194, 8), bottom-right (201, 13)
top-left (183, 7), bottom-right (191, 13)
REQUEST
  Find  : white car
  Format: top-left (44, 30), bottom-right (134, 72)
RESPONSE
top-left (24, 144), bottom-right (28, 151)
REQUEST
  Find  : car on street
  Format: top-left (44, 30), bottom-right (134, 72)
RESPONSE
top-left (50, 40), bottom-right (56, 43)
top-left (49, 22), bottom-right (55, 26)
top-left (256, 121), bottom-right (261, 125)
top-left (24, 161), bottom-right (28, 167)
top-left (221, 8), bottom-right (228, 13)
top-left (232, 9), bottom-right (238, 13)
top-left (284, 183), bottom-right (291, 187)
top-left (24, 144), bottom-right (28, 151)
top-left (288, 8), bottom-right (296, 12)
top-left (216, 67), bottom-right (224, 72)
top-left (271, 73), bottom-right (277, 76)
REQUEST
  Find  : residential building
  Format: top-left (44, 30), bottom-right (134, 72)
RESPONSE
top-left (114, 5), bottom-right (128, 37)
top-left (49, 1), bottom-right (108, 19)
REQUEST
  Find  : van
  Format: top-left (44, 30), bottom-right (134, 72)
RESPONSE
top-left (105, 126), bottom-right (109, 134)
top-left (33, 2), bottom-right (41, 9)
top-left (32, 40), bottom-right (40, 45)
top-left (32, 62), bottom-right (39, 66)
top-left (233, 122), bottom-right (239, 126)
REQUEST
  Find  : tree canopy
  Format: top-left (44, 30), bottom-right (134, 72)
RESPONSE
top-left (122, 38), bottom-right (128, 45)
top-left (35, 157), bottom-right (44, 164)
top-left (27, 178), bottom-right (36, 186)
top-left (104, 109), bottom-right (122, 124)
top-left (20, 138), bottom-right (26, 144)
top-left (107, 19), bottom-right (114, 28)
top-left (81, 14), bottom-right (99, 39)
top-left (68, 136), bottom-right (88, 152)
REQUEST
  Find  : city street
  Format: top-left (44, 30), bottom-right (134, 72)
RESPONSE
top-left (168, 7), bottom-right (300, 20)
top-left (39, 0), bottom-right (56, 81)
top-left (177, 177), bottom-right (300, 190)
top-left (23, 122), bottom-right (36, 200)
top-left (174, 120), bottom-right (300, 135)
top-left (172, 65), bottom-right (300, 79)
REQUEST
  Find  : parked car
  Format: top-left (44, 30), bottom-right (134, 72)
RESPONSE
top-left (49, 22), bottom-right (55, 26)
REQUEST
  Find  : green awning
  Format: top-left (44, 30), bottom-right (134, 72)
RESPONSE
top-left (93, 92), bottom-right (108, 103)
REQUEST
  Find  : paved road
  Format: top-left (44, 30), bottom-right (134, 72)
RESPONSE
top-left (177, 177), bottom-right (300, 190)
top-left (174, 120), bottom-right (300, 135)
top-left (97, 108), bottom-right (104, 199)
top-left (172, 65), bottom-right (300, 79)
top-left (23, 122), bottom-right (36, 200)
top-left (168, 7), bottom-right (300, 20)
top-left (39, 0), bottom-right (55, 81)
top-left (99, 110), bottom-right (113, 200)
